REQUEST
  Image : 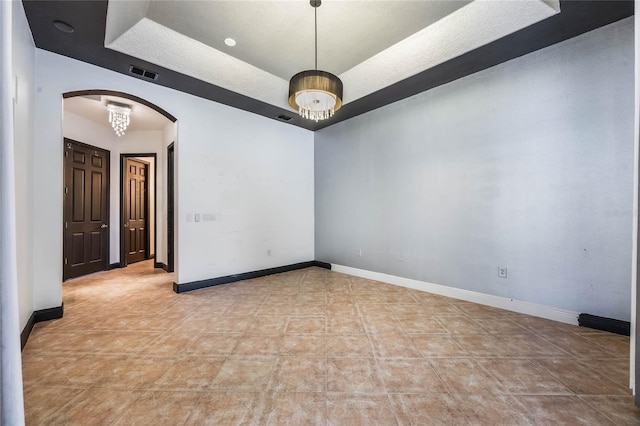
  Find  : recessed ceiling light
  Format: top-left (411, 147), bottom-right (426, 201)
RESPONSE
top-left (52, 20), bottom-right (74, 34)
top-left (224, 38), bottom-right (236, 47)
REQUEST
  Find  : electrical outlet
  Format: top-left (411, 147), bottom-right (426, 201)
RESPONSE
top-left (267, 249), bottom-right (271, 256)
top-left (357, 249), bottom-right (362, 257)
top-left (498, 267), bottom-right (507, 278)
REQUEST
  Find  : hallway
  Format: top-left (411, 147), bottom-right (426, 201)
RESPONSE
top-left (22, 262), bottom-right (640, 424)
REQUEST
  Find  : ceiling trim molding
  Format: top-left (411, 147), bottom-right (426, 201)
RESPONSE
top-left (63, 89), bottom-right (177, 123)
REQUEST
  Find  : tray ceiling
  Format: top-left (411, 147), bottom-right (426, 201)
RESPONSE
top-left (23, 0), bottom-right (634, 131)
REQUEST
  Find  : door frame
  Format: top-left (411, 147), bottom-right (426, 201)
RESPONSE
top-left (166, 143), bottom-right (175, 273)
top-left (63, 138), bottom-right (110, 280)
top-left (120, 153), bottom-right (156, 268)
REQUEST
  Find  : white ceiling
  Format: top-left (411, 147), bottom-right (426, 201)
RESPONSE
top-left (105, 0), bottom-right (559, 113)
top-left (64, 95), bottom-right (171, 132)
top-left (144, 0), bottom-right (472, 79)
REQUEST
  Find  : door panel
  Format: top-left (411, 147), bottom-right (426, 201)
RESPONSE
top-left (124, 158), bottom-right (148, 264)
top-left (63, 139), bottom-right (110, 280)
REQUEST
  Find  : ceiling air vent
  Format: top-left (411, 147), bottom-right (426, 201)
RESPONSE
top-left (129, 65), bottom-right (158, 81)
top-left (277, 114), bottom-right (292, 121)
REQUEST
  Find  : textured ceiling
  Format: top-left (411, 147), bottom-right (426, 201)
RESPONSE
top-left (105, 0), bottom-right (559, 111)
top-left (22, 0), bottom-right (635, 130)
top-left (142, 1), bottom-right (472, 79)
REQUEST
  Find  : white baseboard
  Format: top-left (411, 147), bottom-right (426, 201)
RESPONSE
top-left (331, 264), bottom-right (579, 325)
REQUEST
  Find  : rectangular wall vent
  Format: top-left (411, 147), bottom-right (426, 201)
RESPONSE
top-left (129, 65), bottom-right (158, 81)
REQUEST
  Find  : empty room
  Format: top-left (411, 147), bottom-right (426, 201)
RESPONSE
top-left (1, 0), bottom-right (640, 424)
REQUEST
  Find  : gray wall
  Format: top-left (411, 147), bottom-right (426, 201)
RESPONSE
top-left (315, 17), bottom-right (634, 321)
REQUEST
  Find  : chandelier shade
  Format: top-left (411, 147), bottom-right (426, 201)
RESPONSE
top-left (288, 70), bottom-right (343, 121)
top-left (289, 0), bottom-right (343, 122)
top-left (107, 102), bottom-right (131, 137)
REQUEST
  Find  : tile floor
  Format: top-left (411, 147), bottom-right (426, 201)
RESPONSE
top-left (22, 261), bottom-right (640, 425)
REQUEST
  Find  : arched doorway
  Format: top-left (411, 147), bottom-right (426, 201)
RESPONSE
top-left (62, 90), bottom-right (177, 279)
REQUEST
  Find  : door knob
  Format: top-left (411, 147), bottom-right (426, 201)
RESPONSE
top-left (100, 224), bottom-right (108, 229)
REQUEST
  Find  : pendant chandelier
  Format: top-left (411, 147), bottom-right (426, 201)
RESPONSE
top-left (107, 102), bottom-right (131, 137)
top-left (289, 0), bottom-right (343, 122)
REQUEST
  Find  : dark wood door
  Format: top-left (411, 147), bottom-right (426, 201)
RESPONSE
top-left (124, 158), bottom-right (149, 264)
top-left (63, 139), bottom-right (109, 280)
top-left (167, 143), bottom-right (174, 272)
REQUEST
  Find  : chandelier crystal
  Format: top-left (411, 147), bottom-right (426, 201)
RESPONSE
top-left (288, 0), bottom-right (343, 122)
top-left (107, 103), bottom-right (131, 137)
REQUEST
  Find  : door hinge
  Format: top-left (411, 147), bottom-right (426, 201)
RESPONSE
top-left (64, 187), bottom-right (68, 194)
top-left (64, 258), bottom-right (68, 265)
top-left (65, 222), bottom-right (68, 229)
top-left (64, 150), bottom-right (69, 157)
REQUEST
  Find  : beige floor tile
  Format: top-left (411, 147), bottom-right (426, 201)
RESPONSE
top-left (37, 354), bottom-right (128, 388)
top-left (434, 316), bottom-right (488, 335)
top-left (476, 359), bottom-right (571, 395)
top-left (430, 359), bottom-right (508, 394)
top-left (244, 315), bottom-right (289, 335)
top-left (537, 331), bottom-right (618, 358)
top-left (256, 392), bottom-right (326, 425)
top-left (579, 333), bottom-right (630, 357)
top-left (389, 393), bottom-right (470, 425)
top-left (368, 333), bottom-right (422, 358)
top-left (184, 391), bottom-right (259, 425)
top-left (511, 395), bottom-right (616, 425)
top-left (327, 293), bottom-right (356, 304)
top-left (23, 386), bottom-right (86, 425)
top-left (472, 317), bottom-right (529, 334)
top-left (326, 393), bottom-right (397, 426)
top-left (530, 358), bottom-right (630, 395)
top-left (95, 356), bottom-right (176, 390)
top-left (396, 315), bottom-right (449, 334)
top-left (113, 390), bottom-right (201, 425)
top-left (21, 354), bottom-right (83, 387)
top-left (577, 358), bottom-right (630, 388)
top-left (327, 357), bottom-right (384, 393)
top-left (142, 330), bottom-right (201, 356)
top-left (325, 334), bottom-right (374, 357)
top-left (233, 335), bottom-right (281, 355)
top-left (49, 388), bottom-right (140, 426)
top-left (268, 356), bottom-right (327, 392)
top-left (91, 313), bottom-right (185, 332)
top-left (453, 335), bottom-right (513, 357)
top-left (21, 262), bottom-right (634, 424)
top-left (579, 395), bottom-right (640, 425)
top-left (497, 333), bottom-right (567, 357)
top-left (326, 314), bottom-right (366, 334)
top-left (291, 304), bottom-right (326, 316)
top-left (286, 316), bottom-right (326, 334)
top-left (360, 315), bottom-right (407, 335)
top-left (411, 335), bottom-right (470, 358)
top-left (206, 316), bottom-right (254, 333)
top-left (453, 394), bottom-right (532, 426)
top-left (209, 356), bottom-right (277, 391)
top-left (376, 358), bottom-right (447, 393)
top-left (280, 334), bottom-right (325, 355)
top-left (156, 356), bottom-right (226, 390)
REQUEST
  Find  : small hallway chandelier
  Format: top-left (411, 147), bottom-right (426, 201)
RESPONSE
top-left (107, 102), bottom-right (131, 137)
top-left (289, 0), bottom-right (343, 122)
